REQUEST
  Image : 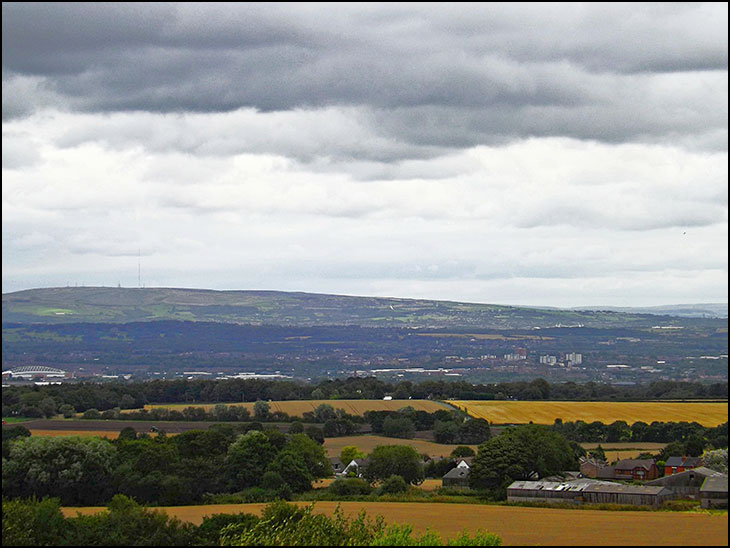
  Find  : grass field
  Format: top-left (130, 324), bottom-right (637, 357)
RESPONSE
top-left (450, 400), bottom-right (728, 426)
top-left (139, 399), bottom-right (449, 416)
top-left (61, 501), bottom-right (728, 545)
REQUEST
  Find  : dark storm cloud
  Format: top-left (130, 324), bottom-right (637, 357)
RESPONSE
top-left (2, 3), bottom-right (727, 155)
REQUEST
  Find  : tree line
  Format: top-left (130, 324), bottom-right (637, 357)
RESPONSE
top-left (3, 377), bottom-right (726, 419)
top-left (551, 418), bottom-right (728, 448)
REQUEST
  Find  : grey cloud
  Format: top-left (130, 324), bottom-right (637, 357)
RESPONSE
top-left (2, 131), bottom-right (41, 169)
top-left (3, 3), bottom-right (726, 153)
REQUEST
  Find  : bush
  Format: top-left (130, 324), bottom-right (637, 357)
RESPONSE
top-left (378, 475), bottom-right (408, 495)
top-left (2, 497), bottom-right (69, 546)
top-left (219, 500), bottom-right (501, 546)
top-left (196, 513), bottom-right (259, 545)
top-left (328, 478), bottom-right (373, 496)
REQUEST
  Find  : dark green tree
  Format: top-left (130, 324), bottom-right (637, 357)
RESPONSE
top-left (225, 431), bottom-right (277, 491)
top-left (363, 445), bottom-right (424, 485)
top-left (469, 425), bottom-right (577, 496)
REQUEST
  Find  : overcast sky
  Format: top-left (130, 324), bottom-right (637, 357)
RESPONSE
top-left (2, 3), bottom-right (728, 307)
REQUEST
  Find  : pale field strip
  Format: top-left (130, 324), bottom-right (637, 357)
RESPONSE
top-left (61, 501), bottom-right (729, 546)
top-left (323, 434), bottom-right (478, 458)
top-left (580, 442), bottom-right (667, 450)
top-left (139, 399), bottom-right (448, 416)
top-left (28, 430), bottom-right (180, 438)
top-left (450, 400), bottom-right (728, 427)
top-left (28, 430), bottom-right (121, 439)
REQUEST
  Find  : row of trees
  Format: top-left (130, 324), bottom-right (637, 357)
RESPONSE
top-left (3, 424), bottom-right (332, 506)
top-left (551, 418), bottom-right (728, 447)
top-left (3, 377), bottom-right (726, 418)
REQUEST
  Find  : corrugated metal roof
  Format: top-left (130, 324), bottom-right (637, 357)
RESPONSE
top-left (701, 475), bottom-right (728, 493)
top-left (582, 483), bottom-right (669, 495)
top-left (507, 479), bottom-right (615, 492)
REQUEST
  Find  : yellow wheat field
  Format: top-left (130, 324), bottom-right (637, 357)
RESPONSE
top-left (62, 501), bottom-right (728, 546)
top-left (450, 400), bottom-right (728, 427)
top-left (140, 399), bottom-right (448, 417)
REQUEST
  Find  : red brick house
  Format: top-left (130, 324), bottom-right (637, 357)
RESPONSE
top-left (613, 459), bottom-right (659, 481)
top-left (664, 456), bottom-right (702, 476)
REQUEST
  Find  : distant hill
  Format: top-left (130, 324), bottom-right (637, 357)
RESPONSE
top-left (572, 303), bottom-right (728, 319)
top-left (2, 287), bottom-right (721, 330)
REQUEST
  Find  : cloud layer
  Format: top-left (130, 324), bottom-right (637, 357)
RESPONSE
top-left (2, 3), bottom-right (727, 306)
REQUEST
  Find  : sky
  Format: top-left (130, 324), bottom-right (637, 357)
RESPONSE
top-left (2, 3), bottom-right (728, 308)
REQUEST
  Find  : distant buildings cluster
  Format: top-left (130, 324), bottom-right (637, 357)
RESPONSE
top-left (539, 352), bottom-right (582, 367)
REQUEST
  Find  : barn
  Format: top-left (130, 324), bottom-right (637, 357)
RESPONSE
top-left (581, 483), bottom-right (673, 507)
top-left (442, 466), bottom-right (470, 488)
top-left (700, 475), bottom-right (728, 509)
top-left (506, 479), bottom-right (614, 504)
top-left (646, 466), bottom-right (723, 499)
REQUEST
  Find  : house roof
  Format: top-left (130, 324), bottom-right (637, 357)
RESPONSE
top-left (443, 467), bottom-right (470, 480)
top-left (579, 457), bottom-right (608, 467)
top-left (665, 456), bottom-right (702, 468)
top-left (614, 459), bottom-right (656, 471)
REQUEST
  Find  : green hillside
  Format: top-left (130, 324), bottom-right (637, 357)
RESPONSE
top-left (1, 287), bottom-right (707, 330)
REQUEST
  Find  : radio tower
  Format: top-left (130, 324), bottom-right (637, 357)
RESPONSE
top-left (138, 249), bottom-right (141, 288)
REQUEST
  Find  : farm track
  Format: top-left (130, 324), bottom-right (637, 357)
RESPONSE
top-left (62, 501), bottom-right (728, 546)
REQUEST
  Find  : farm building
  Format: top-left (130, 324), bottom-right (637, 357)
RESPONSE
top-left (646, 466), bottom-right (723, 499)
top-left (700, 475), bottom-right (728, 509)
top-left (581, 483), bottom-right (673, 507)
top-left (341, 458), bottom-right (369, 478)
top-left (579, 457), bottom-right (609, 478)
top-left (598, 459), bottom-right (659, 481)
top-left (442, 466), bottom-right (470, 488)
top-left (329, 457), bottom-right (345, 476)
top-left (508, 479), bottom-right (676, 507)
top-left (507, 479), bottom-right (615, 505)
top-left (664, 456), bottom-right (703, 476)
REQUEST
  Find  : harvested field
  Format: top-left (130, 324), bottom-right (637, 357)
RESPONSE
top-left (581, 442), bottom-right (666, 461)
top-left (450, 400), bottom-right (728, 426)
top-left (581, 442), bottom-right (667, 450)
top-left (324, 434), bottom-right (476, 458)
top-left (4, 419), bottom-right (260, 435)
top-left (140, 399), bottom-right (449, 416)
top-left (28, 430), bottom-right (123, 439)
top-left (62, 501), bottom-right (728, 546)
